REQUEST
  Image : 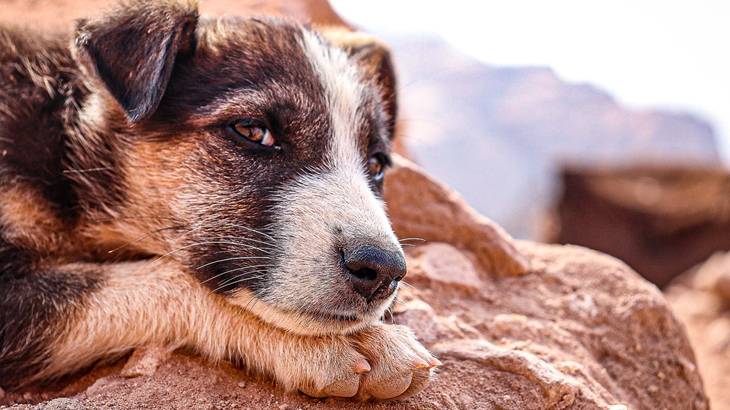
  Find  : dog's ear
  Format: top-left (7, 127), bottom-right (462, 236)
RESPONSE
top-left (73, 1), bottom-right (199, 123)
top-left (320, 28), bottom-right (398, 137)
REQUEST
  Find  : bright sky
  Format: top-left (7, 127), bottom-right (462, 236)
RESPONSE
top-left (332, 0), bottom-right (730, 161)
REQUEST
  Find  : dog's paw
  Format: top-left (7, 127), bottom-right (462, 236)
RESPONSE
top-left (288, 324), bottom-right (438, 400)
top-left (286, 336), bottom-right (372, 399)
top-left (351, 324), bottom-right (439, 400)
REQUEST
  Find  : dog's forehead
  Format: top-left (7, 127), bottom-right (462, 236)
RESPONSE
top-left (196, 17), bottom-right (320, 84)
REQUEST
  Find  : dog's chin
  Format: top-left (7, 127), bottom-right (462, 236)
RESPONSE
top-left (228, 288), bottom-right (396, 336)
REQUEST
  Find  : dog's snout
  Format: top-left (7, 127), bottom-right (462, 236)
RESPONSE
top-left (343, 245), bottom-right (406, 302)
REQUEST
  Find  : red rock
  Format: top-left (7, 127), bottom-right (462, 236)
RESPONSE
top-left (120, 346), bottom-right (175, 379)
top-left (405, 243), bottom-right (483, 290)
top-left (667, 252), bottom-right (730, 410)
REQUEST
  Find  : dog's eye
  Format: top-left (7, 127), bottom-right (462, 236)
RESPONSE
top-left (229, 120), bottom-right (276, 148)
top-left (367, 153), bottom-right (387, 182)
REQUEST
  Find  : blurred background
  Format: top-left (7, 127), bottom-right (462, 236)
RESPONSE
top-left (333, 0), bottom-right (730, 288)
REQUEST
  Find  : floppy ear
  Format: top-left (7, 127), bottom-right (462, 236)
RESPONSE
top-left (73, 1), bottom-right (199, 123)
top-left (320, 28), bottom-right (398, 137)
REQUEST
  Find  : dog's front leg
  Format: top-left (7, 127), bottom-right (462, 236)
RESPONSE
top-left (11, 258), bottom-right (436, 400)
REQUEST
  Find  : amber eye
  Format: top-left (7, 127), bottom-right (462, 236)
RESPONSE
top-left (229, 120), bottom-right (276, 148)
top-left (367, 153), bottom-right (387, 182)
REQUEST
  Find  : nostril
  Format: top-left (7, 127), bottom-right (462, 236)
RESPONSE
top-left (348, 266), bottom-right (378, 281)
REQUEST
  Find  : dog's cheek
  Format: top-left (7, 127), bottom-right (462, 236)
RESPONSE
top-left (167, 139), bottom-right (287, 292)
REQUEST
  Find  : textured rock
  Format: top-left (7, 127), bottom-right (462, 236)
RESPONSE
top-left (119, 346), bottom-right (175, 379)
top-left (666, 252), bottom-right (730, 410)
top-left (38, 398), bottom-right (83, 410)
top-left (385, 155), bottom-right (529, 277)
top-left (2, 157), bottom-right (708, 409)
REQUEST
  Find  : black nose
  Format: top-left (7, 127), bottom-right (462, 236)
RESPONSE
top-left (343, 245), bottom-right (407, 302)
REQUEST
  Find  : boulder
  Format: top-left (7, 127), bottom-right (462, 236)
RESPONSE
top-left (666, 252), bottom-right (730, 410)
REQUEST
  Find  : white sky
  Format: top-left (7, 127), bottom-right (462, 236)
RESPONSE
top-left (332, 0), bottom-right (730, 161)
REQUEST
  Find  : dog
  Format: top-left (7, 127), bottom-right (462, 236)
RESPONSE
top-left (0, 0), bottom-right (439, 400)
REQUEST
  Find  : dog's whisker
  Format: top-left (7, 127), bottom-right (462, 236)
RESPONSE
top-left (196, 256), bottom-right (272, 270)
top-left (106, 225), bottom-right (186, 254)
top-left (223, 222), bottom-right (277, 242)
top-left (180, 240), bottom-right (273, 253)
top-left (398, 237), bottom-right (425, 242)
top-left (213, 273), bottom-right (270, 290)
top-left (143, 239), bottom-right (256, 268)
top-left (216, 271), bottom-right (271, 288)
top-left (201, 264), bottom-right (274, 286)
top-left (188, 235), bottom-right (281, 255)
top-left (87, 214), bottom-right (179, 223)
top-left (384, 306), bottom-right (394, 324)
top-left (212, 273), bottom-right (270, 293)
top-left (243, 292), bottom-right (259, 312)
top-left (220, 271), bottom-right (270, 283)
top-left (61, 166), bottom-right (116, 174)
top-left (215, 235), bottom-right (279, 249)
top-left (398, 280), bottom-right (416, 290)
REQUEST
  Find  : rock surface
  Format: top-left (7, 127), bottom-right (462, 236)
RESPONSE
top-left (2, 157), bottom-right (708, 409)
top-left (667, 252), bottom-right (730, 410)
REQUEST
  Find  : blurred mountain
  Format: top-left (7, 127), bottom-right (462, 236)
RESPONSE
top-left (386, 34), bottom-right (720, 238)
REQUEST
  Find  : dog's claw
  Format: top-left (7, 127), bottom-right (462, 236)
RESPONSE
top-left (353, 358), bottom-right (371, 374)
top-left (414, 359), bottom-right (430, 369)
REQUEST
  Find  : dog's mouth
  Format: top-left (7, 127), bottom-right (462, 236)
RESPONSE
top-left (274, 303), bottom-right (383, 325)
top-left (307, 311), bottom-right (360, 322)
top-left (229, 288), bottom-right (396, 335)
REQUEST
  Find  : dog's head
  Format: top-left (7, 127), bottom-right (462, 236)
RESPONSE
top-left (71, 2), bottom-right (404, 335)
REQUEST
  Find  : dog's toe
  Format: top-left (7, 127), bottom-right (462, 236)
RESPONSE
top-left (367, 371), bottom-right (413, 399)
top-left (300, 373), bottom-right (361, 398)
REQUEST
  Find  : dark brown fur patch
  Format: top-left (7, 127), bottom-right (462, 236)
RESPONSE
top-left (0, 234), bottom-right (102, 387)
